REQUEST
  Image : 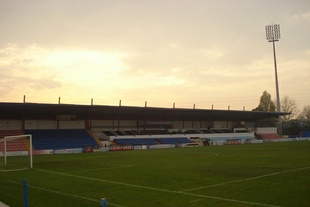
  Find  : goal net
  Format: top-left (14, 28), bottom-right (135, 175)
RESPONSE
top-left (0, 134), bottom-right (33, 171)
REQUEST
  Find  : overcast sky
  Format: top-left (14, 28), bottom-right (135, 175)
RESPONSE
top-left (0, 0), bottom-right (309, 111)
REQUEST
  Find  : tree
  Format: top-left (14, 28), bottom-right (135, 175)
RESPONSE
top-left (298, 105), bottom-right (310, 120)
top-left (252, 90), bottom-right (276, 112)
top-left (280, 96), bottom-right (299, 122)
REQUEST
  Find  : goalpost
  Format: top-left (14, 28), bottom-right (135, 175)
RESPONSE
top-left (1, 134), bottom-right (33, 170)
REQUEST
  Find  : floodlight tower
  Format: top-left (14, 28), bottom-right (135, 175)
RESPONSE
top-left (265, 24), bottom-right (282, 135)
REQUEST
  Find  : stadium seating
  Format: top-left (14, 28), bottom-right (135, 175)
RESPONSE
top-left (0, 130), bottom-right (27, 152)
top-left (0, 130), bottom-right (24, 138)
top-left (0, 139), bottom-right (28, 152)
top-left (113, 137), bottom-right (192, 146)
top-left (300, 131), bottom-right (310, 137)
top-left (24, 129), bottom-right (99, 150)
top-left (255, 133), bottom-right (281, 140)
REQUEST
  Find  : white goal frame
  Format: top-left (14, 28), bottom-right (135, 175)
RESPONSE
top-left (2, 134), bottom-right (33, 169)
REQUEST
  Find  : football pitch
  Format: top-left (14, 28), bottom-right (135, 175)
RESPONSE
top-left (1, 141), bottom-right (310, 207)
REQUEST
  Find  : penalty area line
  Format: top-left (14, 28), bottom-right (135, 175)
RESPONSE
top-left (180, 191), bottom-right (283, 207)
top-left (0, 178), bottom-right (126, 207)
top-left (0, 168), bottom-right (29, 172)
top-left (35, 168), bottom-right (282, 207)
top-left (182, 166), bottom-right (310, 192)
top-left (27, 184), bottom-right (127, 207)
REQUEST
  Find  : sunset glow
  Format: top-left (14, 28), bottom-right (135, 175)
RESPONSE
top-left (0, 1), bottom-right (309, 110)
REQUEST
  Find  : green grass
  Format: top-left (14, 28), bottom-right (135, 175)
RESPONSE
top-left (1, 141), bottom-right (310, 207)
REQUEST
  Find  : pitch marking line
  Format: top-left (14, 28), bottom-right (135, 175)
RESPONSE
top-left (36, 168), bottom-right (179, 193)
top-left (27, 184), bottom-right (127, 207)
top-left (189, 199), bottom-right (203, 203)
top-left (0, 178), bottom-right (126, 207)
top-left (180, 191), bottom-right (282, 207)
top-left (0, 168), bottom-right (29, 172)
top-left (36, 168), bottom-right (283, 207)
top-left (182, 166), bottom-right (310, 192)
top-left (0, 164), bottom-right (29, 172)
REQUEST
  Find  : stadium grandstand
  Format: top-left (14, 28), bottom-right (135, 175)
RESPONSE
top-left (0, 101), bottom-right (299, 154)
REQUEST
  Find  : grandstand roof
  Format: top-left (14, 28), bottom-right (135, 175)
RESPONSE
top-left (0, 102), bottom-right (289, 122)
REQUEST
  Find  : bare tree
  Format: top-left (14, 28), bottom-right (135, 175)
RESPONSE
top-left (298, 105), bottom-right (310, 120)
top-left (280, 96), bottom-right (299, 122)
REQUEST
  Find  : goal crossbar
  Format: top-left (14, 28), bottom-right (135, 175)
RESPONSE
top-left (2, 134), bottom-right (33, 169)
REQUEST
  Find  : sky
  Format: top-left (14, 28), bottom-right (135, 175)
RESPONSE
top-left (0, 0), bottom-right (309, 111)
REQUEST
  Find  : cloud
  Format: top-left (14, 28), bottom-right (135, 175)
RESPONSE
top-left (0, 44), bottom-right (127, 103)
top-left (0, 0), bottom-right (309, 109)
top-left (302, 11), bottom-right (310, 19)
top-left (292, 11), bottom-right (310, 20)
top-left (0, 44), bottom-right (61, 87)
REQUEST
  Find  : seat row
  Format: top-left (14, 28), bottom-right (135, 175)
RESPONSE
top-left (25, 129), bottom-right (99, 150)
top-left (113, 137), bottom-right (191, 146)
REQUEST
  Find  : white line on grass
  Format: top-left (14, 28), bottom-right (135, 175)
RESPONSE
top-left (180, 191), bottom-right (282, 207)
top-left (35, 168), bottom-right (284, 207)
top-left (0, 164), bottom-right (29, 172)
top-left (189, 199), bottom-right (204, 203)
top-left (27, 184), bottom-right (127, 207)
top-left (36, 168), bottom-right (180, 193)
top-left (182, 166), bottom-right (310, 192)
top-left (0, 168), bottom-right (29, 172)
top-left (0, 178), bottom-right (126, 207)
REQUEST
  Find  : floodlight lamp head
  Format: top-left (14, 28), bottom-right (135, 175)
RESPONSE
top-left (265, 24), bottom-right (281, 42)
